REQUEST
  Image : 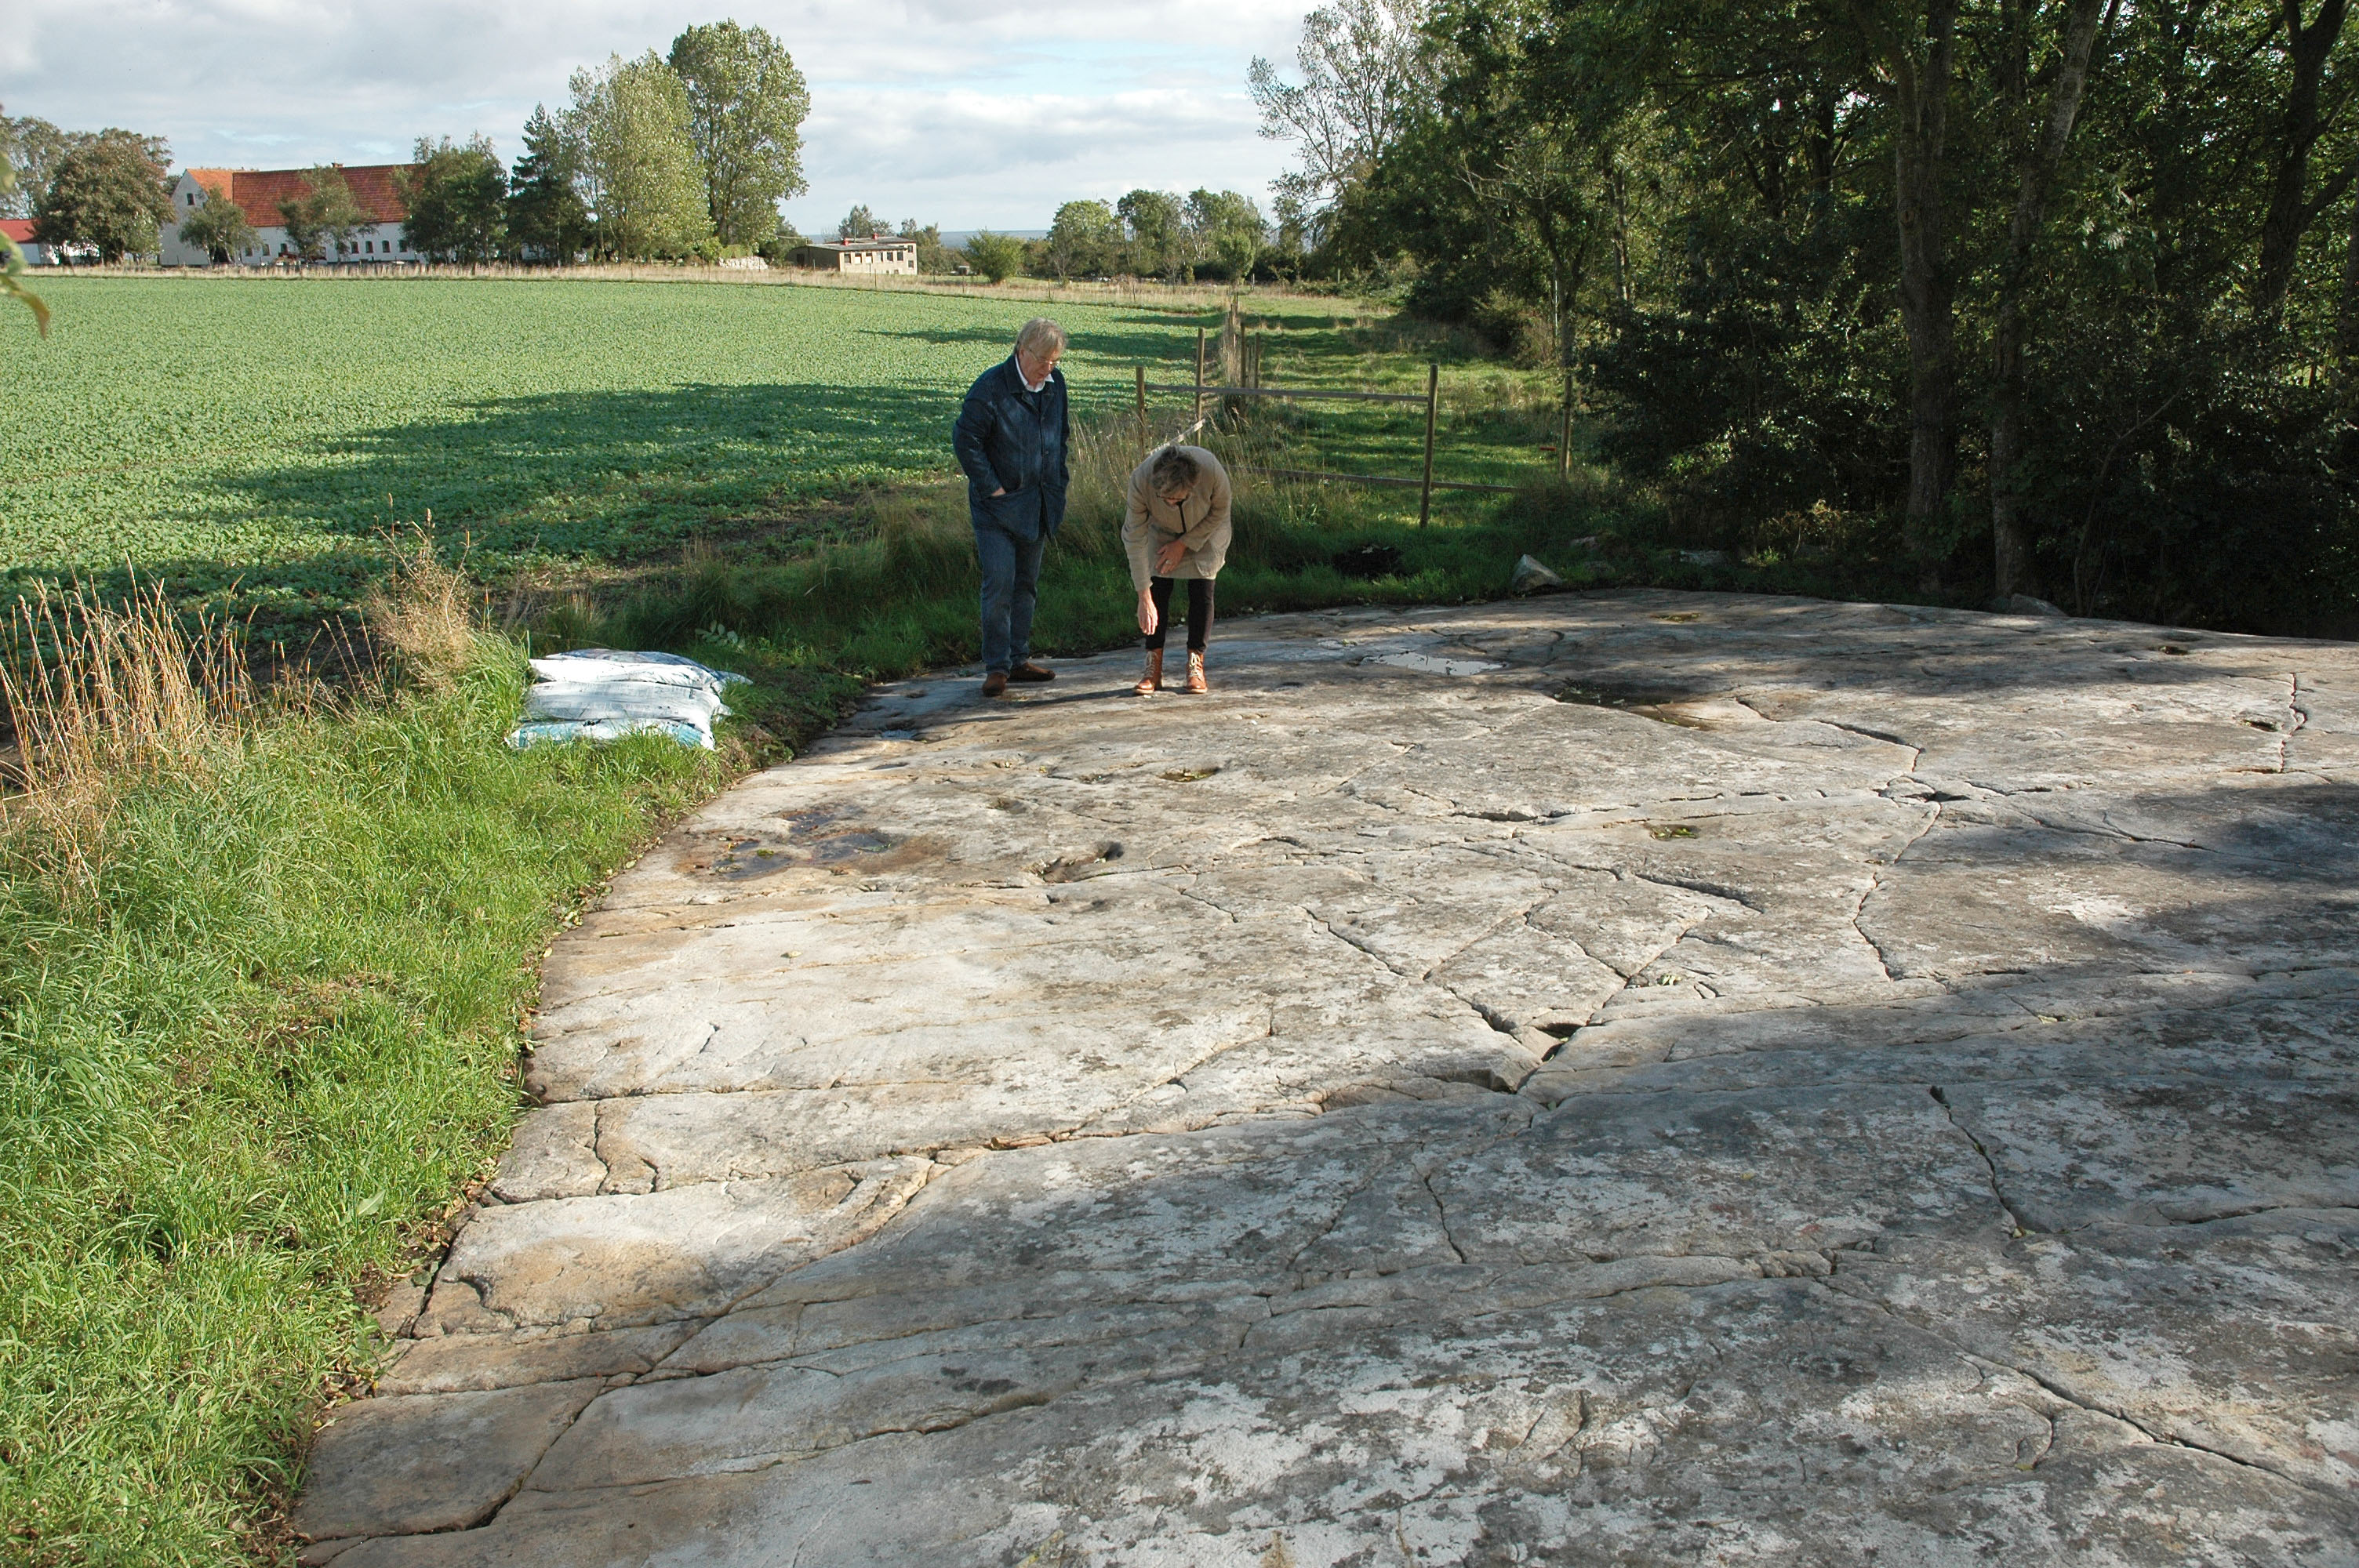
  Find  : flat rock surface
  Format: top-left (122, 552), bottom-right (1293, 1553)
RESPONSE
top-left (304, 591), bottom-right (2359, 1566)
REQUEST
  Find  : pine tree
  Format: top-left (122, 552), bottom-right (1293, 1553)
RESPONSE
top-left (506, 106), bottom-right (591, 263)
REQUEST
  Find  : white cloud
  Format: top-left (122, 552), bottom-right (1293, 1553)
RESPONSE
top-left (2, 0), bottom-right (1319, 227)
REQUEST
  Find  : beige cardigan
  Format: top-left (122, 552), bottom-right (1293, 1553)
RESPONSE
top-left (1122, 445), bottom-right (1233, 590)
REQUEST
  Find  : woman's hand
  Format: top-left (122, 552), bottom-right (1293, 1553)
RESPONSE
top-left (1155, 540), bottom-right (1187, 575)
top-left (1136, 588), bottom-right (1160, 636)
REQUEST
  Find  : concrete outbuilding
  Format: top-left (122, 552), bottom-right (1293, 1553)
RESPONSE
top-left (789, 236), bottom-right (918, 274)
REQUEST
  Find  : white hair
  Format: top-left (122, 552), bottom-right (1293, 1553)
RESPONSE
top-left (1016, 318), bottom-right (1067, 358)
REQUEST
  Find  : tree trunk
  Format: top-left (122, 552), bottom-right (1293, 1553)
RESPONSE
top-left (2336, 179), bottom-right (2359, 466)
top-left (1881, 0), bottom-right (1962, 582)
top-left (2340, 176), bottom-right (2359, 375)
top-left (2254, 0), bottom-right (2350, 321)
top-left (1990, 0), bottom-right (2117, 598)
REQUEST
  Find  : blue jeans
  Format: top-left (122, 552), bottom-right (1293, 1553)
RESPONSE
top-left (972, 514), bottom-right (1046, 675)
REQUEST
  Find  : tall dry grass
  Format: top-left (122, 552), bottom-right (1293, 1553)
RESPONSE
top-left (0, 580), bottom-right (254, 887)
top-left (359, 530), bottom-right (496, 692)
top-left (1, 535), bottom-right (491, 891)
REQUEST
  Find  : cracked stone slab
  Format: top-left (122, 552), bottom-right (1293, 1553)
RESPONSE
top-left (302, 592), bottom-right (2359, 1565)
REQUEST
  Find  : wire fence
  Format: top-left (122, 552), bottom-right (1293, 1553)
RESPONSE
top-left (1134, 322), bottom-right (1541, 522)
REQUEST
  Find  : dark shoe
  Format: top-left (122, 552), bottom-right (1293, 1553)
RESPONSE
top-left (1008, 662), bottom-right (1056, 683)
top-left (982, 671), bottom-right (1009, 697)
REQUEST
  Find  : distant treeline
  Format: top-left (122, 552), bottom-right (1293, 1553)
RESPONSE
top-left (1255, 0), bottom-right (2359, 630)
top-left (831, 192), bottom-right (1299, 285)
top-left (0, 22), bottom-right (810, 267)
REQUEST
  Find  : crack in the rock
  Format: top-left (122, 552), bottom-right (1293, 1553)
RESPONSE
top-left (1279, 1152), bottom-right (1408, 1276)
top-left (1852, 802), bottom-right (1940, 982)
top-left (2277, 672), bottom-right (2306, 771)
top-left (1927, 1085), bottom-right (2033, 1236)
top-left (1991, 1357), bottom-right (2339, 1500)
top-left (1811, 1279), bottom-right (2343, 1500)
top-left (1419, 1166), bottom-right (1470, 1265)
top-left (1147, 1011), bottom-right (1279, 1091)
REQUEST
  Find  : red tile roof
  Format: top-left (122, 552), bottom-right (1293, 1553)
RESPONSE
top-left (194, 165), bottom-right (418, 228)
top-left (0, 219), bottom-right (35, 244)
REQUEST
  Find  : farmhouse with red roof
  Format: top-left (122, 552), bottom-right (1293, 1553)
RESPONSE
top-left (160, 164), bottom-right (423, 266)
top-left (0, 218), bottom-right (60, 267)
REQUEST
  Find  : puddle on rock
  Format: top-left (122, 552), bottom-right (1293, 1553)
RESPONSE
top-left (691, 805), bottom-right (928, 879)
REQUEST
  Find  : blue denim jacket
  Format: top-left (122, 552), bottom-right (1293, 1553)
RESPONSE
top-left (954, 356), bottom-right (1069, 539)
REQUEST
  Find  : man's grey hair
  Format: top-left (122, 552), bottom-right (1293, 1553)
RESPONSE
top-left (1016, 318), bottom-right (1067, 358)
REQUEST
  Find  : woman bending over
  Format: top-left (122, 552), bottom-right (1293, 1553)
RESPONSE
top-left (1123, 443), bottom-right (1233, 694)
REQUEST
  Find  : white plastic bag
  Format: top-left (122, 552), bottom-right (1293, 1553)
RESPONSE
top-left (507, 649), bottom-right (747, 750)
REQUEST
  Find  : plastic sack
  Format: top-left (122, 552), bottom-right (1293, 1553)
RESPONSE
top-left (506, 649), bottom-right (747, 750)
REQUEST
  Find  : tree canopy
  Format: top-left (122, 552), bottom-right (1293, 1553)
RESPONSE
top-left (275, 165), bottom-right (370, 261)
top-left (1045, 199), bottom-right (1122, 279)
top-left (34, 130), bottom-right (173, 262)
top-left (566, 52), bottom-right (715, 261)
top-left (402, 136), bottom-right (507, 263)
top-left (668, 21), bottom-right (811, 249)
top-left (176, 188), bottom-right (256, 263)
top-left (1285, 0), bottom-right (2359, 630)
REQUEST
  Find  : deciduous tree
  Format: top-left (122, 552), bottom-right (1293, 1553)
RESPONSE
top-left (898, 218), bottom-right (950, 272)
top-left (176, 187), bottom-right (257, 263)
top-left (1249, 0), bottom-right (1433, 209)
top-left (34, 130), bottom-right (172, 262)
top-left (838, 204), bottom-right (881, 239)
top-left (1044, 198), bottom-right (1121, 279)
top-left (402, 136), bottom-right (507, 263)
top-left (669, 21), bottom-right (810, 249)
top-left (277, 165), bottom-right (370, 261)
top-left (1185, 189), bottom-right (1268, 281)
top-left (4, 116), bottom-right (106, 220)
top-left (567, 53), bottom-right (715, 261)
top-left (963, 230), bottom-right (1027, 282)
top-left (1118, 188), bottom-right (1185, 280)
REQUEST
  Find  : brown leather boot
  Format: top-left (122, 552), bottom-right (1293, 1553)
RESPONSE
top-left (982, 670), bottom-right (1008, 697)
top-left (1185, 651), bottom-right (1208, 693)
top-left (1133, 649), bottom-right (1163, 695)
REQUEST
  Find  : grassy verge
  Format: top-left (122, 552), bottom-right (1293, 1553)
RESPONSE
top-left (554, 406), bottom-right (1965, 687)
top-left (0, 570), bottom-right (736, 1565)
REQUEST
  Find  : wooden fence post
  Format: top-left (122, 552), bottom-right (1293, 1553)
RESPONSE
top-left (1558, 370), bottom-right (1574, 478)
top-left (1136, 365), bottom-right (1149, 450)
top-left (1418, 363), bottom-right (1439, 526)
top-left (1194, 328), bottom-right (1208, 431)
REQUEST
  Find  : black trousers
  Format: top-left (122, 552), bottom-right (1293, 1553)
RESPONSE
top-left (1144, 576), bottom-right (1214, 652)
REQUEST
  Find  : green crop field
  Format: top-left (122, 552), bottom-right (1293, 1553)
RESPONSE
top-left (0, 276), bottom-right (1560, 640)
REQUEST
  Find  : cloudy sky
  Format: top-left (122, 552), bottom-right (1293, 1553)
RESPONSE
top-left (0, 0), bottom-right (1320, 231)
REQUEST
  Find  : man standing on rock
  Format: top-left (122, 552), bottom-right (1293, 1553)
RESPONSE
top-left (954, 318), bottom-right (1069, 698)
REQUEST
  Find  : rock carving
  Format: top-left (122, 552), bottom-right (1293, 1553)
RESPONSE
top-left (295, 591), bottom-right (2359, 1566)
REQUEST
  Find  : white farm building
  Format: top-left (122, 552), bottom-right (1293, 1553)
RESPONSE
top-left (160, 164), bottom-right (423, 266)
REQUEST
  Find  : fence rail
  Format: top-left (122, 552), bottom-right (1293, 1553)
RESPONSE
top-left (1140, 382), bottom-right (1432, 406)
top-left (1234, 464), bottom-right (1525, 495)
